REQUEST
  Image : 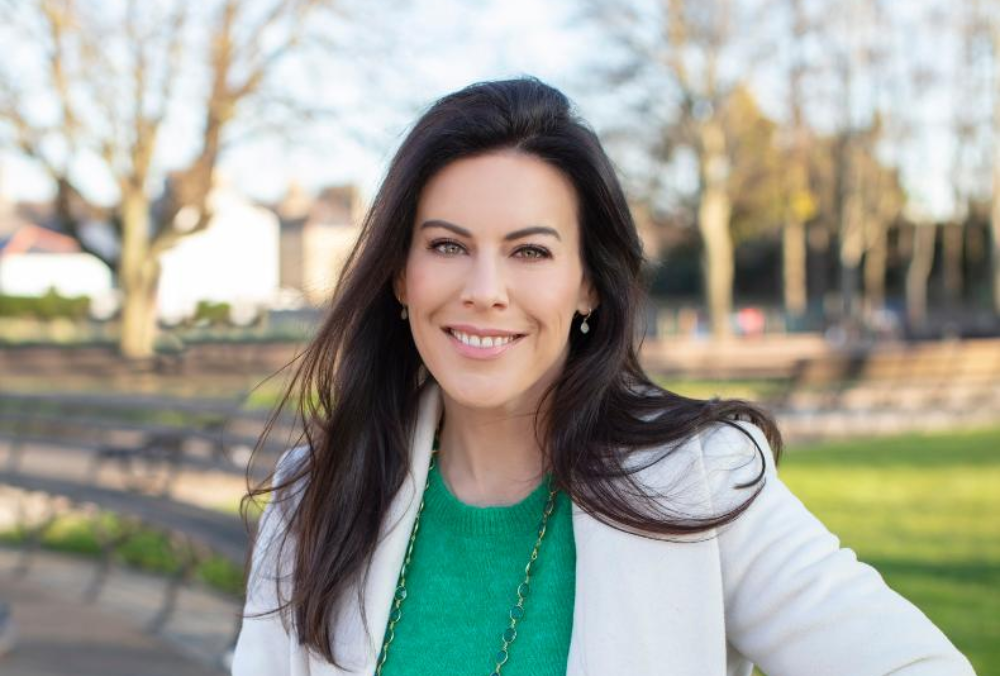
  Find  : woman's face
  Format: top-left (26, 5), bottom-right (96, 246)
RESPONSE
top-left (396, 150), bottom-right (597, 413)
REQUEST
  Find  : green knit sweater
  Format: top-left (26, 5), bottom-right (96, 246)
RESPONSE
top-left (377, 459), bottom-right (576, 675)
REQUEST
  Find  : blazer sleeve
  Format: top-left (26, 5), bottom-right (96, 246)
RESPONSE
top-left (703, 420), bottom-right (977, 676)
top-left (231, 447), bottom-right (307, 676)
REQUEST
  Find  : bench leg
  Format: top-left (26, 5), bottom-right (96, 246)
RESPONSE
top-left (146, 532), bottom-right (197, 633)
top-left (12, 493), bottom-right (64, 578)
top-left (83, 512), bottom-right (137, 603)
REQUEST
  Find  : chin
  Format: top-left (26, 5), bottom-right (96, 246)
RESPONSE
top-left (438, 374), bottom-right (528, 411)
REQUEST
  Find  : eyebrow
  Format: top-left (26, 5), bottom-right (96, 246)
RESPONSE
top-left (419, 219), bottom-right (562, 242)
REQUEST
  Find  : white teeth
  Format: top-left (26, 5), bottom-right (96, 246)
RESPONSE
top-left (449, 330), bottom-right (517, 348)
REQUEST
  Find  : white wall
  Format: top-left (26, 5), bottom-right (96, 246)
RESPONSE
top-left (157, 186), bottom-right (280, 322)
top-left (0, 252), bottom-right (112, 297)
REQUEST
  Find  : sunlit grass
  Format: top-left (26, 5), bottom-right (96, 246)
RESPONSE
top-left (773, 426), bottom-right (1000, 675)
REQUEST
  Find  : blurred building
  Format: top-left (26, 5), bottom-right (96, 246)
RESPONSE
top-left (0, 222), bottom-right (113, 300)
top-left (0, 192), bottom-right (114, 302)
top-left (0, 177), bottom-right (363, 321)
top-left (275, 183), bottom-right (363, 306)
top-left (157, 180), bottom-right (281, 324)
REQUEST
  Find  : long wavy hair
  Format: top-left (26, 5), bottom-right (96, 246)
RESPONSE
top-left (244, 76), bottom-right (783, 667)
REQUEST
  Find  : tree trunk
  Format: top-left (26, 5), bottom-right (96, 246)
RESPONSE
top-left (783, 217), bottom-right (808, 321)
top-left (698, 121), bottom-right (734, 341)
top-left (839, 170), bottom-right (865, 322)
top-left (906, 224), bottom-right (937, 330)
top-left (990, 185), bottom-right (1000, 315)
top-left (993, 154), bottom-right (1000, 314)
top-left (809, 221), bottom-right (831, 310)
top-left (941, 223), bottom-right (964, 303)
top-left (863, 221), bottom-right (887, 317)
top-left (119, 189), bottom-right (159, 359)
top-left (993, 20), bottom-right (1000, 315)
top-left (785, 0), bottom-right (810, 328)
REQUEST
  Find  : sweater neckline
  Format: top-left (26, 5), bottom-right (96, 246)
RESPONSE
top-left (423, 460), bottom-right (554, 537)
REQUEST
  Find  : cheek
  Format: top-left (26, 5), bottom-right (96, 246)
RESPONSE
top-left (404, 255), bottom-right (449, 306)
top-left (518, 272), bottom-right (581, 336)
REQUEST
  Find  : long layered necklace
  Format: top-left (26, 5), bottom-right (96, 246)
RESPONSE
top-left (374, 435), bottom-right (559, 676)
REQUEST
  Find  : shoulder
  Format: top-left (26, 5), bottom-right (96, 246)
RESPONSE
top-left (698, 419), bottom-right (776, 482)
top-left (247, 445), bottom-right (310, 587)
top-left (630, 416), bottom-right (774, 477)
top-left (627, 418), bottom-right (776, 522)
top-left (275, 444), bottom-right (310, 485)
top-left (625, 382), bottom-right (776, 488)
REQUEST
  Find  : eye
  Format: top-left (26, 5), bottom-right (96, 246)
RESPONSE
top-left (515, 245), bottom-right (551, 260)
top-left (429, 239), bottom-right (465, 255)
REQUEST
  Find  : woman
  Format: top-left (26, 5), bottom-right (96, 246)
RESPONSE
top-left (232, 78), bottom-right (974, 676)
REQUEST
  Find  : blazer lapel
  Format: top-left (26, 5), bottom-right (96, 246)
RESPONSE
top-left (566, 503), bottom-right (726, 676)
top-left (566, 438), bottom-right (728, 676)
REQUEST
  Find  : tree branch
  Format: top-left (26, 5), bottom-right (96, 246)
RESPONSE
top-left (53, 176), bottom-right (117, 269)
top-left (40, 0), bottom-right (81, 169)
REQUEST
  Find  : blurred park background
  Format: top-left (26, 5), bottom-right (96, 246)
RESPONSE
top-left (0, 0), bottom-right (998, 674)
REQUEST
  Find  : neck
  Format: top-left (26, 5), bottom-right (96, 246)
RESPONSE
top-left (435, 393), bottom-right (547, 508)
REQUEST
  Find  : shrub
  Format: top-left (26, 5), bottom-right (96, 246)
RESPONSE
top-left (0, 289), bottom-right (91, 320)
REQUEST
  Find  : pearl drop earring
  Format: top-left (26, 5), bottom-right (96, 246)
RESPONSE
top-left (400, 305), bottom-right (408, 320)
top-left (580, 309), bottom-right (592, 334)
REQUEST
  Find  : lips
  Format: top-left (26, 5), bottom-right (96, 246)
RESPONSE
top-left (442, 326), bottom-right (526, 358)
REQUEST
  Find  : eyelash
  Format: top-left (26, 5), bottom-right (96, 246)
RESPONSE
top-left (427, 239), bottom-right (552, 260)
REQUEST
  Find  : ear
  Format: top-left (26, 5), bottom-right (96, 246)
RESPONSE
top-left (577, 276), bottom-right (598, 315)
top-left (393, 270), bottom-right (407, 305)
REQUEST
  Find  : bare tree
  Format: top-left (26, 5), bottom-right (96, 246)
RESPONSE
top-left (810, 0), bottom-right (909, 334)
top-left (585, 0), bottom-right (773, 340)
top-left (860, 127), bottom-right (904, 321)
top-left (991, 3), bottom-right (1000, 315)
top-left (951, 0), bottom-right (999, 316)
top-left (944, 0), bottom-right (991, 312)
top-left (781, 0), bottom-right (818, 326)
top-left (831, 0), bottom-right (874, 326)
top-left (902, 0), bottom-right (998, 326)
top-left (0, 0), bottom-right (353, 358)
top-left (896, 3), bottom-right (943, 331)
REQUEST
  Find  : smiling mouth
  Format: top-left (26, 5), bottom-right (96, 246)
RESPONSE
top-left (444, 328), bottom-right (526, 349)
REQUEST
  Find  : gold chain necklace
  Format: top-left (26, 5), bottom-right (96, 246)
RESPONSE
top-left (374, 436), bottom-right (558, 676)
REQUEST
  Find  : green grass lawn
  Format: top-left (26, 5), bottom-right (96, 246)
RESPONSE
top-left (775, 426), bottom-right (999, 675)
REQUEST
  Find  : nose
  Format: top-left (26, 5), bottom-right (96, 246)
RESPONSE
top-left (460, 252), bottom-right (509, 310)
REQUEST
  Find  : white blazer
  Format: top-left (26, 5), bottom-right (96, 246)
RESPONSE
top-left (232, 381), bottom-right (976, 676)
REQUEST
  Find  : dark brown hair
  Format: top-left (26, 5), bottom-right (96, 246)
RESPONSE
top-left (244, 76), bottom-right (782, 666)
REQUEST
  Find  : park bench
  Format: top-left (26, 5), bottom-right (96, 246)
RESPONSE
top-left (0, 391), bottom-right (294, 491)
top-left (0, 389), bottom-right (299, 664)
top-left (0, 469), bottom-right (248, 661)
top-left (773, 339), bottom-right (1000, 441)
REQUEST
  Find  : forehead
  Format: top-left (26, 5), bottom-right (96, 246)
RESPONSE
top-left (415, 150), bottom-right (579, 239)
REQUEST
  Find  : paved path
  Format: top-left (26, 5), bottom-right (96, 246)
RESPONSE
top-left (0, 548), bottom-right (233, 676)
